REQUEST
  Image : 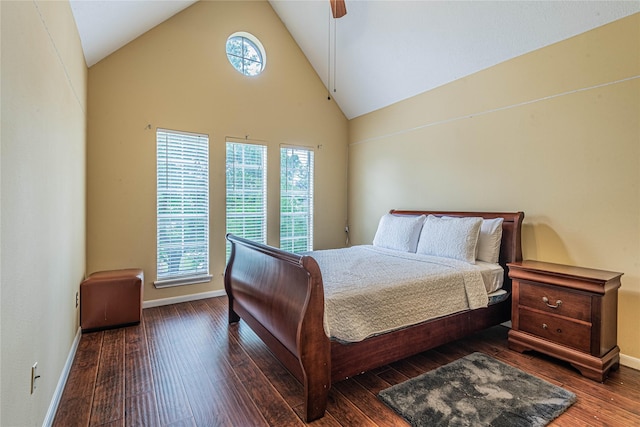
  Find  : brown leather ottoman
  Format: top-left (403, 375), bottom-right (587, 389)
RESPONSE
top-left (80, 269), bottom-right (143, 332)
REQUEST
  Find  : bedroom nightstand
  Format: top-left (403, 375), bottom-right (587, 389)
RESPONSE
top-left (507, 260), bottom-right (622, 382)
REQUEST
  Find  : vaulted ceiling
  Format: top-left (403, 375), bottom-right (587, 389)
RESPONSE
top-left (70, 0), bottom-right (639, 119)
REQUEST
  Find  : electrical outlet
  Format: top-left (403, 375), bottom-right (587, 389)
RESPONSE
top-left (30, 362), bottom-right (40, 394)
top-left (75, 291), bottom-right (79, 308)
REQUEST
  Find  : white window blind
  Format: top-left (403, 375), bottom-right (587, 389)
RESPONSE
top-left (280, 146), bottom-right (314, 253)
top-left (226, 141), bottom-right (267, 258)
top-left (156, 129), bottom-right (210, 286)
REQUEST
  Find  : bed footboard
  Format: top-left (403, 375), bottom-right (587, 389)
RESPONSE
top-left (224, 234), bottom-right (331, 422)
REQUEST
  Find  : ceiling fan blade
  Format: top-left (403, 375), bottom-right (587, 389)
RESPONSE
top-left (330, 0), bottom-right (347, 19)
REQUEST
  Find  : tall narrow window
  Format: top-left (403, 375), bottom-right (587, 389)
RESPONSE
top-left (156, 129), bottom-right (210, 287)
top-left (226, 141), bottom-right (267, 258)
top-left (280, 146), bottom-right (314, 253)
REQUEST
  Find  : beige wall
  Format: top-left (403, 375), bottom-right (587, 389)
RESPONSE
top-left (1, 1), bottom-right (87, 425)
top-left (1, 5), bottom-right (635, 425)
top-left (87, 0), bottom-right (348, 302)
top-left (349, 14), bottom-right (640, 362)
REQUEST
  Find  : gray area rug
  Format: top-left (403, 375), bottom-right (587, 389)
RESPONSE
top-left (378, 352), bottom-right (576, 427)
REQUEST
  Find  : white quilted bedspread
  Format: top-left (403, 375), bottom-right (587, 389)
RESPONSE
top-left (307, 245), bottom-right (489, 343)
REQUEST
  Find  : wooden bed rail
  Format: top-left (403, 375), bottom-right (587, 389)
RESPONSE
top-left (224, 234), bottom-right (331, 421)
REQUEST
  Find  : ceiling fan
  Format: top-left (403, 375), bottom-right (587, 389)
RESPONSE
top-left (330, 0), bottom-right (347, 18)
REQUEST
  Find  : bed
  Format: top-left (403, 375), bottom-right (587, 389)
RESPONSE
top-left (224, 210), bottom-right (524, 421)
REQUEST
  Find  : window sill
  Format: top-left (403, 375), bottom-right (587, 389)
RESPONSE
top-left (153, 274), bottom-right (213, 289)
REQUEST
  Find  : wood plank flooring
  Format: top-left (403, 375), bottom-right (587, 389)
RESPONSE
top-left (53, 296), bottom-right (640, 426)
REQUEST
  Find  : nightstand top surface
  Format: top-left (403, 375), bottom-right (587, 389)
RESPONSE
top-left (508, 260), bottom-right (622, 283)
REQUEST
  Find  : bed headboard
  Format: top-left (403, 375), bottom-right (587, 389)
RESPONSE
top-left (389, 210), bottom-right (525, 289)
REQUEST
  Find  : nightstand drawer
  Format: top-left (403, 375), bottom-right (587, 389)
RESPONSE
top-left (519, 282), bottom-right (591, 321)
top-left (518, 308), bottom-right (591, 353)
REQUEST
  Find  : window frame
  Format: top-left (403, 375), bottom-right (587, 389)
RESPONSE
top-left (280, 145), bottom-right (314, 253)
top-left (226, 32), bottom-right (267, 77)
top-left (225, 139), bottom-right (268, 259)
top-left (155, 128), bottom-right (212, 288)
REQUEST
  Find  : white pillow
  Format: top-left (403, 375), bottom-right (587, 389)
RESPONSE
top-left (416, 215), bottom-right (482, 263)
top-left (477, 218), bottom-right (504, 264)
top-left (372, 214), bottom-right (426, 253)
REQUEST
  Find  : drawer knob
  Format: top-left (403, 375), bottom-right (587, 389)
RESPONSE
top-left (542, 296), bottom-right (562, 309)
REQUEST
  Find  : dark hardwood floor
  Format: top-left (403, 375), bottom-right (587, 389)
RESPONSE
top-left (53, 296), bottom-right (640, 426)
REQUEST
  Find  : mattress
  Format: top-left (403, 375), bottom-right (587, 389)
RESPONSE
top-left (307, 245), bottom-right (504, 343)
top-left (487, 289), bottom-right (509, 305)
top-left (476, 261), bottom-right (505, 293)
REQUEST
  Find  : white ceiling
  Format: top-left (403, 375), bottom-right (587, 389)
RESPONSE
top-left (69, 0), bottom-right (198, 67)
top-left (70, 0), bottom-right (639, 119)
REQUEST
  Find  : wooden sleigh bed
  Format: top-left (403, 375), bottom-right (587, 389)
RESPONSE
top-left (224, 210), bottom-right (524, 421)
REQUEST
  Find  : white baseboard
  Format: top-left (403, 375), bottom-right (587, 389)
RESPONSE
top-left (620, 353), bottom-right (640, 371)
top-left (142, 289), bottom-right (226, 309)
top-left (43, 326), bottom-right (82, 427)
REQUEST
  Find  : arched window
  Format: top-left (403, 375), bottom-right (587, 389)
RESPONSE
top-left (226, 32), bottom-right (266, 76)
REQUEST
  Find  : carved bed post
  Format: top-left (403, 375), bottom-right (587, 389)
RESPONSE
top-left (224, 234), bottom-right (240, 324)
top-left (299, 256), bottom-right (331, 421)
